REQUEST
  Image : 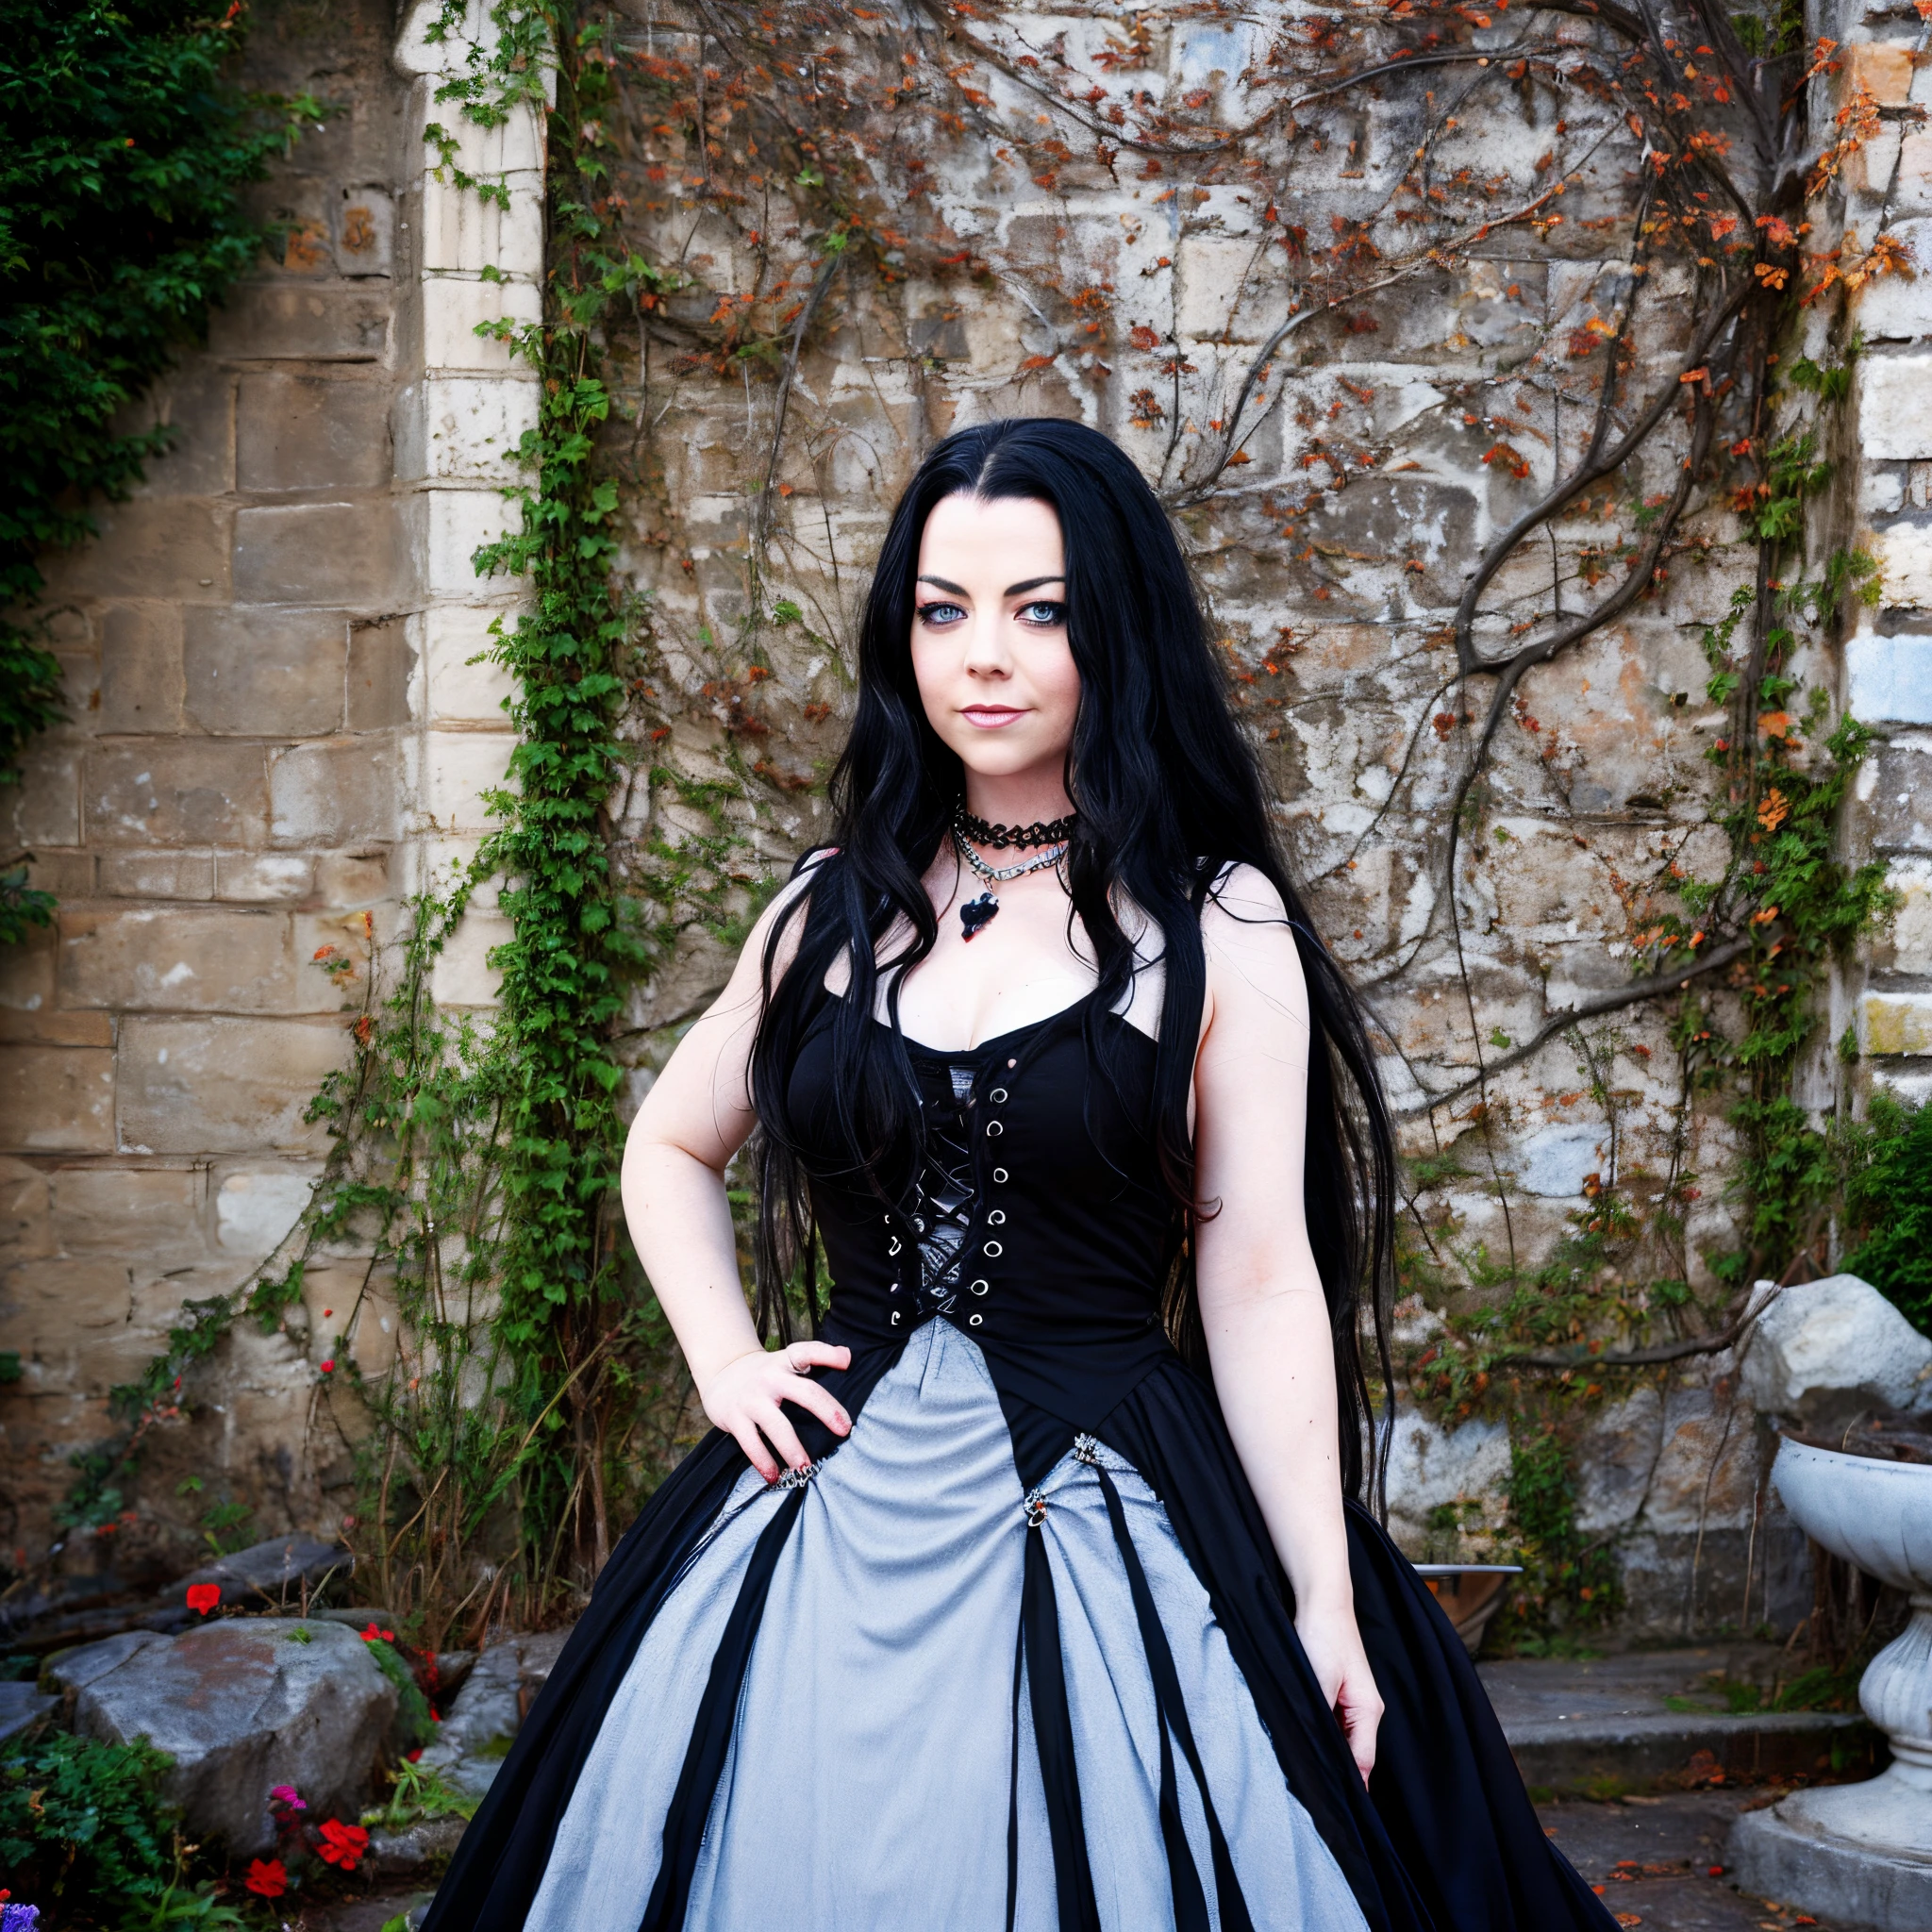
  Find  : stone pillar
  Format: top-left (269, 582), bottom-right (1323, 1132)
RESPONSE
top-left (391, 0), bottom-right (548, 1010)
top-left (1841, 8), bottom-right (1932, 1094)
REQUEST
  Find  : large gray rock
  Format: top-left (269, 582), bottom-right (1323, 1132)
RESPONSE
top-left (1741, 1274), bottom-right (1932, 1429)
top-left (175, 1536), bottom-right (353, 1612)
top-left (0, 1681), bottom-right (57, 1744)
top-left (42, 1630), bottom-right (167, 1714)
top-left (75, 1617), bottom-right (396, 1856)
top-left (416, 1629), bottom-right (572, 1798)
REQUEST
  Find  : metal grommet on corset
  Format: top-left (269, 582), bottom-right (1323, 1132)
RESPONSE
top-left (969, 1311), bottom-right (984, 1326)
top-left (988, 1209), bottom-right (1006, 1225)
top-left (891, 1309), bottom-right (901, 1325)
top-left (888, 1235), bottom-right (902, 1256)
top-left (992, 1167), bottom-right (1008, 1184)
top-left (991, 1088), bottom-right (1008, 1103)
top-left (986, 1121), bottom-right (1004, 1137)
top-left (983, 1241), bottom-right (1003, 1257)
top-left (969, 1278), bottom-right (989, 1296)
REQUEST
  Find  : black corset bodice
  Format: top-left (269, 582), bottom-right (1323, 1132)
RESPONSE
top-left (787, 988), bottom-right (1185, 1430)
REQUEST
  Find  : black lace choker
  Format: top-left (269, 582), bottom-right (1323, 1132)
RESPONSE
top-left (955, 802), bottom-right (1078, 850)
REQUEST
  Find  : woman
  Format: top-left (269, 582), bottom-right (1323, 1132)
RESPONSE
top-left (424, 419), bottom-right (1613, 1931)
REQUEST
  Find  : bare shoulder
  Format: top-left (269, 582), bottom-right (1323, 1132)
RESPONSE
top-left (1200, 860), bottom-right (1309, 1029)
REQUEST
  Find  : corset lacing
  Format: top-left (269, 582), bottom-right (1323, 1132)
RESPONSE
top-left (908, 1063), bottom-right (976, 1317)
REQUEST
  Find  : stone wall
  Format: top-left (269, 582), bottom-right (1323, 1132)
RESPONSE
top-left (5, 0), bottom-right (1931, 1641)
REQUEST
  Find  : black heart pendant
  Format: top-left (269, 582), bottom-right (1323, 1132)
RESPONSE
top-left (959, 891), bottom-right (999, 941)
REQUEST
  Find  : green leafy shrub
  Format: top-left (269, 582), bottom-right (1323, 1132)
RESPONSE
top-left (1842, 1094), bottom-right (1932, 1336)
top-left (0, 1729), bottom-right (175, 1915)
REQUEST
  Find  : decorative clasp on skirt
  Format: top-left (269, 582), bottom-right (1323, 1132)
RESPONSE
top-left (1022, 1488), bottom-right (1049, 1528)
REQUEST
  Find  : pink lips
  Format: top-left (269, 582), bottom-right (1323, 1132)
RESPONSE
top-left (961, 706), bottom-right (1025, 728)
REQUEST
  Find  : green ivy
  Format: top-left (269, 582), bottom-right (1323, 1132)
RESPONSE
top-left (0, 1729), bottom-right (176, 1917)
top-left (0, 0), bottom-right (322, 936)
top-left (1840, 1094), bottom-right (1932, 1334)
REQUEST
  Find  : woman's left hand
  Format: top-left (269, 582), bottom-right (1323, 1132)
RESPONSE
top-left (1295, 1607), bottom-right (1383, 1784)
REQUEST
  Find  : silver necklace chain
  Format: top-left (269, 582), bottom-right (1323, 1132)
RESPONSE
top-left (951, 826), bottom-right (1067, 884)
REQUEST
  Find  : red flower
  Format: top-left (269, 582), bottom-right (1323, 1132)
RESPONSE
top-left (185, 1584), bottom-right (221, 1616)
top-left (316, 1819), bottom-right (370, 1870)
top-left (319, 1358), bottom-right (336, 1374)
top-left (244, 1859), bottom-right (288, 1899)
top-left (359, 1623), bottom-right (396, 1643)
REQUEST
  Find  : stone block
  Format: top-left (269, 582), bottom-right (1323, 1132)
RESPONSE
top-left (117, 1016), bottom-right (348, 1154)
top-left (1849, 221), bottom-right (1932, 339)
top-left (75, 1619), bottom-right (395, 1857)
top-left (418, 166), bottom-right (546, 280)
top-left (347, 617), bottom-right (413, 729)
top-left (1867, 989), bottom-right (1932, 1054)
top-left (123, 361), bottom-right (236, 499)
top-left (1641, 1387), bottom-right (1759, 1532)
top-left (184, 608), bottom-right (347, 738)
top-left (415, 373), bottom-right (536, 485)
top-left (314, 849), bottom-right (391, 906)
top-left (415, 1630), bottom-right (570, 1800)
top-left (7, 744), bottom-right (82, 848)
top-left (98, 606), bottom-right (185, 735)
top-left (422, 274), bottom-right (541, 374)
top-left (425, 488), bottom-right (522, 599)
top-left (87, 742), bottom-right (269, 850)
top-left (1868, 739), bottom-right (1932, 852)
top-left (1574, 1384), bottom-right (1665, 1533)
top-left (421, 604), bottom-right (515, 722)
top-left (334, 186), bottom-right (395, 277)
top-left (38, 499), bottom-right (230, 603)
top-left (268, 740), bottom-right (398, 844)
top-left (232, 501), bottom-right (403, 608)
top-left (1382, 1408), bottom-right (1511, 1540)
top-left (1508, 1121), bottom-right (1604, 1198)
top-left (1862, 357), bottom-right (1932, 462)
top-left (429, 909), bottom-right (510, 1008)
top-left (1743, 1273), bottom-right (1932, 1424)
top-left (98, 850), bottom-right (217, 900)
top-left (215, 1169), bottom-right (317, 1257)
top-left (59, 908), bottom-right (327, 1015)
top-left (236, 375), bottom-right (393, 494)
top-left (215, 852), bottom-right (314, 903)
top-left (1841, 40), bottom-right (1918, 107)
top-left (1874, 521), bottom-right (1932, 608)
top-left (419, 730), bottom-right (515, 834)
top-left (206, 284), bottom-right (391, 362)
top-left (1896, 132), bottom-right (1932, 218)
top-left (0, 1047), bottom-right (115, 1153)
top-left (1848, 631), bottom-right (1932, 724)
top-left (1, 1257), bottom-right (133, 1333)
top-left (51, 1167), bottom-right (204, 1257)
top-left (1886, 860), bottom-right (1932, 971)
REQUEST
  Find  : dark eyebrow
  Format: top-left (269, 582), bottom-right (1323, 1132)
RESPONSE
top-left (913, 573), bottom-right (1066, 598)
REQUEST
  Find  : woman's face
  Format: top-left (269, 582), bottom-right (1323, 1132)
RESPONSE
top-left (909, 491), bottom-right (1080, 791)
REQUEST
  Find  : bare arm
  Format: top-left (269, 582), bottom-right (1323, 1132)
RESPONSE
top-left (1191, 864), bottom-right (1382, 1780)
top-left (619, 869), bottom-right (851, 1481)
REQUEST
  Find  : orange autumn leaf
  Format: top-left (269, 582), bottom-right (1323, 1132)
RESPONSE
top-left (1757, 786), bottom-right (1790, 832)
top-left (1757, 710), bottom-right (1793, 740)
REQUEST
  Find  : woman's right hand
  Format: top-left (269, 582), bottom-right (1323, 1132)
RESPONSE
top-left (700, 1341), bottom-right (854, 1482)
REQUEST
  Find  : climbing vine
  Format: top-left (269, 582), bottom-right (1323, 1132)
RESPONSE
top-left (0, 0), bottom-right (323, 942)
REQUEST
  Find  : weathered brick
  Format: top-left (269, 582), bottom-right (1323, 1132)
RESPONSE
top-left (51, 1168), bottom-right (206, 1260)
top-left (1866, 990), bottom-right (1932, 1056)
top-left (183, 608), bottom-right (347, 738)
top-left (214, 853), bottom-right (314, 903)
top-left (1862, 356), bottom-right (1932, 462)
top-left (59, 908), bottom-right (332, 1015)
top-left (268, 740), bottom-right (398, 844)
top-left (334, 187), bottom-right (395, 277)
top-left (232, 500), bottom-right (403, 608)
top-left (236, 374), bottom-right (392, 492)
top-left (0, 1156), bottom-right (54, 1258)
top-left (123, 361), bottom-right (236, 499)
top-left (0, 1047), bottom-right (115, 1154)
top-left (205, 284), bottom-right (392, 362)
top-left (98, 606), bottom-right (185, 734)
top-left (421, 274), bottom-right (541, 374)
top-left (117, 1016), bottom-right (348, 1155)
top-left (347, 617), bottom-right (413, 728)
top-left (1841, 41), bottom-right (1917, 108)
top-left (214, 1167), bottom-right (316, 1256)
top-left (7, 744), bottom-right (82, 848)
top-left (313, 850), bottom-right (391, 905)
top-left (37, 499), bottom-right (231, 602)
top-left (98, 851), bottom-right (217, 900)
top-left (87, 743), bottom-right (269, 850)
top-left (1874, 521), bottom-right (1932, 608)
top-left (0, 1257), bottom-right (135, 1334)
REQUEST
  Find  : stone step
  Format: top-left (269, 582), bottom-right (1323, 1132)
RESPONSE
top-left (1479, 1645), bottom-right (1885, 1796)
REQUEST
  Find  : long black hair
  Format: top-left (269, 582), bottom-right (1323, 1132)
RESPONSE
top-left (746, 417), bottom-right (1397, 1506)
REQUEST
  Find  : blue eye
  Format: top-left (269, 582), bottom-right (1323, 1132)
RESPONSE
top-left (916, 601), bottom-right (966, 625)
top-left (1020, 600), bottom-right (1066, 625)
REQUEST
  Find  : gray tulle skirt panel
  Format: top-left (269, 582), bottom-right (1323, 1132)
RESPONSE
top-left (524, 1320), bottom-right (1367, 1932)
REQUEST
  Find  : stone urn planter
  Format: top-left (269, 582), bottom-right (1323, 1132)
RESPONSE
top-left (1728, 1436), bottom-right (1932, 1930)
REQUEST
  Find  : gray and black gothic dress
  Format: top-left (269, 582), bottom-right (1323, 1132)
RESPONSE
top-left (423, 991), bottom-right (1614, 1932)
